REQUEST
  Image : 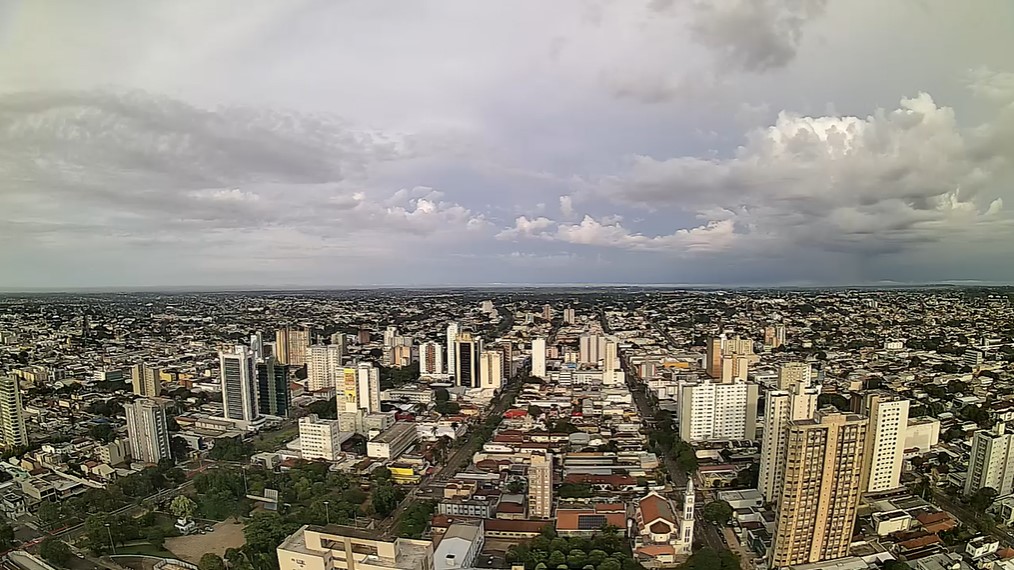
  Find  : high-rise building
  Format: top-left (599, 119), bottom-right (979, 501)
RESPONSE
top-left (336, 362), bottom-right (381, 427)
top-left (130, 364), bottom-right (162, 397)
top-left (357, 362), bottom-right (381, 414)
top-left (778, 362), bottom-right (812, 390)
top-left (329, 332), bottom-right (347, 354)
top-left (276, 327), bottom-right (311, 366)
top-left (579, 335), bottom-right (605, 365)
top-left (257, 357), bottom-right (290, 417)
top-left (529, 452), bottom-right (553, 519)
top-left (531, 338), bottom-right (547, 379)
top-left (125, 398), bottom-right (171, 464)
top-left (446, 322), bottom-right (460, 376)
top-left (705, 337), bottom-right (723, 379)
top-left (758, 379), bottom-right (820, 503)
top-left (250, 332), bottom-right (264, 361)
top-left (719, 354), bottom-right (749, 381)
top-left (454, 331), bottom-right (481, 388)
top-left (562, 308), bottom-right (576, 324)
top-left (479, 350), bottom-right (503, 390)
top-left (771, 410), bottom-right (868, 568)
top-left (677, 378), bottom-right (758, 443)
top-left (419, 341), bottom-right (444, 376)
top-left (763, 324), bottom-right (787, 349)
top-left (0, 377), bottom-right (27, 448)
top-left (859, 391), bottom-right (910, 493)
top-left (965, 422), bottom-right (1014, 497)
top-left (384, 326), bottom-right (398, 348)
top-left (542, 304), bottom-right (553, 320)
top-left (219, 345), bottom-right (259, 423)
top-left (299, 414), bottom-right (343, 461)
top-left (307, 345), bottom-right (343, 391)
top-left (604, 337), bottom-right (619, 372)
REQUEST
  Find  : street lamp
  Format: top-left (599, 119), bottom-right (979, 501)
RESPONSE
top-left (104, 522), bottom-right (116, 555)
top-left (323, 501), bottom-right (330, 525)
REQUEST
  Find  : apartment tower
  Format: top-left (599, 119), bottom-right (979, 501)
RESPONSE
top-left (758, 379), bottom-right (820, 503)
top-left (219, 345), bottom-right (259, 423)
top-left (125, 398), bottom-right (171, 464)
top-left (0, 377), bottom-right (27, 448)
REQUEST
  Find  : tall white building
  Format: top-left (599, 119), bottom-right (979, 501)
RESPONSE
top-left (758, 379), bottom-right (820, 503)
top-left (965, 422), bottom-right (1014, 497)
top-left (250, 332), bottom-right (264, 361)
top-left (446, 322), bottom-right (460, 375)
top-left (562, 308), bottom-right (576, 324)
top-left (579, 335), bottom-right (605, 365)
top-left (679, 480), bottom-right (695, 552)
top-left (383, 326), bottom-right (398, 348)
top-left (479, 350), bottom-right (503, 390)
top-left (677, 378), bottom-right (759, 443)
top-left (0, 376), bottom-right (27, 448)
top-left (529, 452), bottom-right (553, 519)
top-left (419, 341), bottom-right (444, 376)
top-left (131, 364), bottom-right (162, 397)
top-left (778, 362), bottom-right (812, 390)
top-left (307, 345), bottom-right (344, 391)
top-left (125, 398), bottom-right (171, 464)
top-left (860, 392), bottom-right (910, 493)
top-left (299, 414), bottom-right (344, 461)
top-left (220, 345), bottom-right (259, 423)
top-left (336, 362), bottom-right (382, 432)
top-left (531, 338), bottom-right (547, 379)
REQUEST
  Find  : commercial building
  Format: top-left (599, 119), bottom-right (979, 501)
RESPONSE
top-left (307, 345), bottom-right (343, 391)
top-left (677, 378), bottom-right (758, 443)
top-left (337, 363), bottom-right (381, 433)
top-left (131, 364), bottom-right (162, 397)
top-left (299, 414), bottom-right (344, 461)
top-left (454, 331), bottom-right (481, 388)
top-left (771, 410), bottom-right (868, 568)
top-left (277, 525), bottom-right (433, 570)
top-left (479, 350), bottom-right (503, 390)
top-left (532, 338), bottom-right (547, 379)
top-left (965, 422), bottom-right (1014, 497)
top-left (257, 356), bottom-right (290, 417)
top-left (419, 341), bottom-right (443, 376)
top-left (125, 398), bottom-right (171, 464)
top-left (367, 422), bottom-right (418, 460)
top-left (220, 345), bottom-right (259, 423)
top-left (859, 391), bottom-right (910, 493)
top-left (758, 378), bottom-right (820, 503)
top-left (276, 327), bottom-right (311, 366)
top-left (433, 522), bottom-right (484, 570)
top-left (528, 452), bottom-right (553, 519)
top-left (0, 376), bottom-right (27, 448)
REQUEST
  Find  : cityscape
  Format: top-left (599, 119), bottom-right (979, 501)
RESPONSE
top-left (0, 288), bottom-right (1011, 570)
top-left (4, 2), bottom-right (1014, 570)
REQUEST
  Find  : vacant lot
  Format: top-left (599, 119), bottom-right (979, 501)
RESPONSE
top-left (165, 518), bottom-right (246, 564)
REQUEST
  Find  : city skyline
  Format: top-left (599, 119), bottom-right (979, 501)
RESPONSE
top-left (3, 2), bottom-right (1014, 288)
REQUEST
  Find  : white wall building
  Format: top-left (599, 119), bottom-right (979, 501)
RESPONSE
top-left (220, 345), bottom-right (259, 423)
top-left (419, 341), bottom-right (444, 376)
top-left (0, 376), bottom-right (27, 448)
top-left (758, 379), bottom-right (820, 503)
top-left (531, 338), bottom-right (547, 379)
top-left (904, 417), bottom-right (941, 453)
top-left (860, 392), bottom-right (910, 493)
top-left (479, 350), bottom-right (503, 390)
top-left (445, 322), bottom-right (460, 376)
top-left (125, 398), bottom-right (171, 464)
top-left (307, 345), bottom-right (343, 391)
top-left (965, 422), bottom-right (1014, 497)
top-left (677, 378), bottom-right (758, 443)
top-left (299, 414), bottom-right (345, 461)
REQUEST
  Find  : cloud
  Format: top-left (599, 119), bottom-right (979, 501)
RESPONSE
top-left (589, 92), bottom-right (1014, 256)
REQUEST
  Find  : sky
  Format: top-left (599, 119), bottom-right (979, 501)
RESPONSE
top-left (2, 0), bottom-right (1014, 289)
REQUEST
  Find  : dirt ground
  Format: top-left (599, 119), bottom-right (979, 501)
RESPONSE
top-left (165, 518), bottom-right (247, 563)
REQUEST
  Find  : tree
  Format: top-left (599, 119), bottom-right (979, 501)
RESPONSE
top-left (305, 397), bottom-right (338, 419)
top-left (528, 405), bottom-right (544, 418)
top-left (598, 559), bottom-right (621, 570)
top-left (434, 388), bottom-right (450, 402)
top-left (200, 553), bottom-right (227, 570)
top-left (244, 512), bottom-right (299, 554)
top-left (548, 550), bottom-right (567, 568)
top-left (883, 560), bottom-right (911, 570)
top-left (701, 500), bottom-right (733, 526)
top-left (208, 437), bottom-right (255, 461)
top-left (969, 487), bottom-right (999, 514)
top-left (817, 393), bottom-right (850, 412)
top-left (89, 423), bottom-right (116, 443)
top-left (677, 547), bottom-right (738, 570)
top-left (0, 523), bottom-right (14, 550)
top-left (567, 549), bottom-right (587, 569)
top-left (39, 539), bottom-right (72, 566)
top-left (507, 480), bottom-right (526, 494)
top-left (435, 401), bottom-right (461, 415)
top-left (171, 495), bottom-right (198, 521)
top-left (372, 483), bottom-right (401, 516)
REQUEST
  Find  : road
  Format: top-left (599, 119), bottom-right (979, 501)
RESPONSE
top-left (930, 488), bottom-right (1014, 546)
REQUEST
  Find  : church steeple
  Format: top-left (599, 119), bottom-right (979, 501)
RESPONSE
top-left (679, 480), bottom-right (695, 553)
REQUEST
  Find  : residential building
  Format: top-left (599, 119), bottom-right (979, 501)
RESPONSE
top-left (965, 422), bottom-right (1014, 497)
top-left (125, 398), bottom-right (171, 464)
top-left (130, 364), bottom-right (162, 397)
top-left (277, 525), bottom-right (433, 570)
top-left (758, 378), bottom-right (820, 503)
top-left (433, 522), bottom-right (484, 570)
top-left (276, 327), bottom-right (311, 366)
top-left (220, 345), bottom-right (259, 423)
top-left (257, 356), bottom-right (290, 417)
top-left (705, 338), bottom-right (723, 379)
top-left (579, 335), bottom-right (605, 365)
top-left (446, 322), bottom-right (460, 376)
top-left (419, 341), bottom-right (443, 376)
top-left (299, 414), bottom-right (344, 461)
top-left (307, 345), bottom-right (343, 391)
top-left (764, 324), bottom-right (786, 349)
top-left (563, 308), bottom-right (576, 324)
top-left (677, 378), bottom-right (758, 443)
top-left (0, 376), bottom-right (27, 448)
top-left (859, 391), bottom-right (910, 493)
top-left (777, 362), bottom-right (812, 390)
top-left (454, 331), bottom-right (481, 388)
top-left (528, 452), bottom-right (553, 519)
top-left (771, 410), bottom-right (868, 568)
top-left (479, 350), bottom-right (503, 390)
top-left (532, 338), bottom-right (547, 379)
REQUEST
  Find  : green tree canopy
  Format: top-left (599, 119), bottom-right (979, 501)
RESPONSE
top-left (701, 500), bottom-right (734, 526)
